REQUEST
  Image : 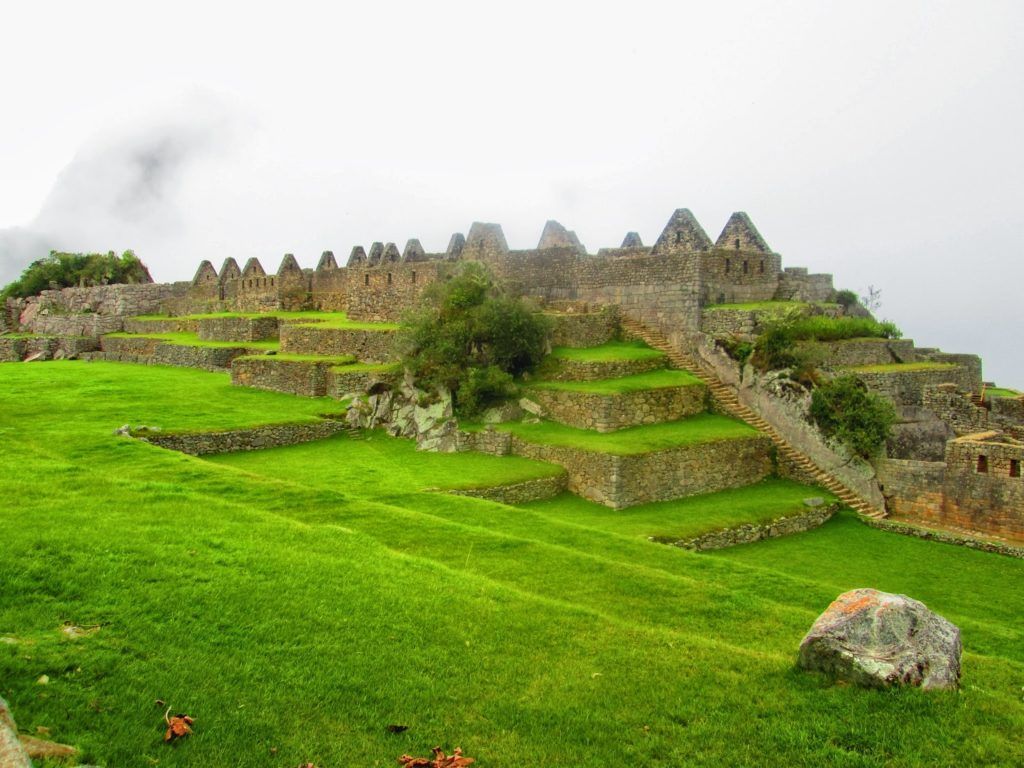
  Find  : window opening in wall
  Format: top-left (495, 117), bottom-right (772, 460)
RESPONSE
top-left (387, 272), bottom-right (392, 285)
top-left (364, 273), bottom-right (369, 286)
top-left (735, 237), bottom-right (740, 250)
top-left (270, 277), bottom-right (274, 286)
top-left (743, 260), bottom-right (749, 274)
top-left (725, 258), bottom-right (731, 274)
top-left (1011, 459), bottom-right (1021, 478)
top-left (759, 260), bottom-right (765, 274)
top-left (412, 271), bottom-right (417, 283)
top-left (977, 455), bottom-right (988, 473)
top-left (675, 231), bottom-right (683, 244)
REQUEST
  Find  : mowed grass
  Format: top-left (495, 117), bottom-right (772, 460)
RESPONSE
top-left (104, 331), bottom-right (280, 351)
top-left (528, 368), bottom-right (703, 395)
top-left (547, 340), bottom-right (666, 363)
top-left (206, 430), bottom-right (565, 493)
top-left (466, 413), bottom-right (759, 454)
top-left (519, 480), bottom-right (836, 542)
top-left (986, 387), bottom-right (1020, 399)
top-left (0, 362), bottom-right (1022, 766)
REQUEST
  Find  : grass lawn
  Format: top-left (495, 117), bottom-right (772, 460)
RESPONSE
top-left (703, 300), bottom-right (826, 312)
top-left (528, 368), bottom-right (703, 395)
top-left (848, 362), bottom-right (958, 374)
top-left (546, 340), bottom-right (666, 363)
top-left (131, 310), bottom-right (399, 331)
top-left (206, 430), bottom-right (565, 494)
top-left (0, 362), bottom-right (1022, 766)
top-left (467, 413), bottom-right (759, 454)
top-left (330, 362), bottom-right (401, 374)
top-left (104, 331), bottom-right (280, 351)
top-left (519, 479), bottom-right (836, 541)
top-left (986, 387), bottom-right (1020, 399)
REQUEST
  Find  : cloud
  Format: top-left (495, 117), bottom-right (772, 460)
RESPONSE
top-left (0, 92), bottom-right (244, 284)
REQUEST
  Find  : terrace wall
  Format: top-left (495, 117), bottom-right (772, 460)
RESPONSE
top-left (279, 325), bottom-right (398, 362)
top-left (528, 384), bottom-right (707, 432)
top-left (137, 421), bottom-right (346, 455)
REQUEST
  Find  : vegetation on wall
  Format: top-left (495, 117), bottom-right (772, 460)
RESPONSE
top-left (810, 375), bottom-right (897, 458)
top-left (1, 250), bottom-right (151, 300)
top-left (397, 262), bottom-right (550, 416)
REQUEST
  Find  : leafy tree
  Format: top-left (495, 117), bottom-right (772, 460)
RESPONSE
top-left (810, 375), bottom-right (896, 458)
top-left (1, 250), bottom-right (151, 300)
top-left (397, 263), bottom-right (550, 416)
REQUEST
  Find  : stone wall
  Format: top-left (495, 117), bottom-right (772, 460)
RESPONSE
top-left (700, 308), bottom-right (763, 337)
top-left (657, 503), bottom-right (837, 551)
top-left (197, 316), bottom-right (280, 342)
top-left (700, 249), bottom-right (782, 306)
top-left (774, 267), bottom-right (835, 302)
top-left (100, 336), bottom-right (254, 371)
top-left (943, 436), bottom-right (1024, 538)
top-left (231, 356), bottom-right (336, 397)
top-left (310, 262), bottom-right (442, 321)
top-left (813, 338), bottom-right (917, 368)
top-left (505, 433), bottom-right (772, 509)
top-left (875, 458), bottom-right (946, 519)
top-left (923, 384), bottom-right (989, 436)
top-left (542, 354), bottom-right (665, 382)
top-left (862, 517), bottom-right (1024, 559)
top-left (327, 366), bottom-right (402, 399)
top-left (279, 324), bottom-right (398, 362)
top-left (0, 335), bottom-right (100, 362)
top-left (527, 384), bottom-right (706, 432)
top-left (136, 420), bottom-right (346, 455)
top-left (446, 474), bottom-right (568, 505)
top-left (123, 317), bottom-right (198, 334)
top-left (852, 365), bottom-right (978, 407)
top-left (546, 307), bottom-right (620, 348)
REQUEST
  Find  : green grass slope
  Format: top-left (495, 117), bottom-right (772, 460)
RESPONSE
top-left (0, 362), bottom-right (1021, 767)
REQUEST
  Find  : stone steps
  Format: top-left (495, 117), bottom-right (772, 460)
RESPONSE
top-left (619, 317), bottom-right (887, 520)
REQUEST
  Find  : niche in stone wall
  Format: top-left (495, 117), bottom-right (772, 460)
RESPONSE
top-left (1011, 459), bottom-right (1020, 478)
top-left (977, 455), bottom-right (988, 473)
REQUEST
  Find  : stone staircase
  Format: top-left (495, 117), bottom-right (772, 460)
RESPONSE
top-left (620, 317), bottom-right (887, 520)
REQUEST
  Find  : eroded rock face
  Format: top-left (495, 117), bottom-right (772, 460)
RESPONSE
top-left (798, 588), bottom-right (961, 690)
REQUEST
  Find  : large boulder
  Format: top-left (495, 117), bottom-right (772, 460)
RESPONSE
top-left (798, 588), bottom-right (961, 690)
top-left (0, 696), bottom-right (32, 768)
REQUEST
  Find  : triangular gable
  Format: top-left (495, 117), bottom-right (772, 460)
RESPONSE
top-left (621, 231), bottom-right (643, 248)
top-left (191, 260), bottom-right (218, 286)
top-left (402, 239), bottom-right (427, 262)
top-left (317, 250), bottom-right (338, 270)
top-left (219, 258), bottom-right (241, 283)
top-left (446, 232), bottom-right (466, 260)
top-left (348, 246), bottom-right (367, 266)
top-left (241, 257), bottom-right (266, 278)
top-left (652, 208), bottom-right (712, 253)
top-left (367, 242), bottom-right (384, 266)
top-left (277, 253), bottom-right (303, 276)
top-left (714, 212), bottom-right (771, 252)
top-left (538, 220), bottom-right (579, 250)
top-left (464, 223), bottom-right (509, 256)
top-left (381, 243), bottom-right (401, 263)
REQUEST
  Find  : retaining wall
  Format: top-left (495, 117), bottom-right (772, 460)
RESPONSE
top-left (279, 324), bottom-right (398, 362)
top-left (137, 421), bottom-right (346, 455)
top-left (657, 504), bottom-right (837, 551)
top-left (446, 474), bottom-right (568, 505)
top-left (197, 316), bottom-right (280, 342)
top-left (528, 384), bottom-right (706, 432)
top-left (542, 354), bottom-right (665, 382)
top-left (231, 357), bottom-right (335, 397)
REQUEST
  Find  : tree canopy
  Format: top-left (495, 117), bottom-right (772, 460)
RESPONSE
top-left (1, 250), bottom-right (152, 301)
top-left (397, 263), bottom-right (550, 416)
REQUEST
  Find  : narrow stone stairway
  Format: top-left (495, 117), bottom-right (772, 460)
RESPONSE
top-left (620, 317), bottom-right (887, 519)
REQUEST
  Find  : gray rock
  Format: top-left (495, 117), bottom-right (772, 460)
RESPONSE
top-left (0, 696), bottom-right (32, 768)
top-left (482, 402), bottom-right (525, 424)
top-left (519, 397), bottom-right (545, 417)
top-left (798, 588), bottom-right (961, 690)
top-left (803, 497), bottom-right (825, 507)
top-left (113, 424), bottom-right (131, 436)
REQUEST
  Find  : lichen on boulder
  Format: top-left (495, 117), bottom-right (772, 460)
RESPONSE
top-left (798, 588), bottom-right (961, 690)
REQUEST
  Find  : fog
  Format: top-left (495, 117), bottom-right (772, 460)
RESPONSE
top-left (1, 1), bottom-right (1021, 383)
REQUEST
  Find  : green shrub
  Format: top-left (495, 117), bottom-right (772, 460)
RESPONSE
top-left (834, 289), bottom-right (859, 310)
top-left (397, 263), bottom-right (550, 416)
top-left (786, 316), bottom-right (900, 342)
top-left (1, 250), bottom-right (151, 300)
top-left (717, 336), bottom-right (754, 365)
top-left (810, 376), bottom-right (896, 458)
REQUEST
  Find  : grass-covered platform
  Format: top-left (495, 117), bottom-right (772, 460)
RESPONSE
top-left (528, 368), bottom-right (702, 395)
top-left (466, 413), bottom-right (759, 454)
top-left (0, 361), bottom-right (1022, 766)
top-left (104, 330), bottom-right (280, 351)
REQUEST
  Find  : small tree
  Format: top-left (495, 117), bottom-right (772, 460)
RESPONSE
top-left (397, 263), bottom-right (550, 416)
top-left (810, 375), bottom-right (896, 458)
top-left (1, 250), bottom-right (151, 300)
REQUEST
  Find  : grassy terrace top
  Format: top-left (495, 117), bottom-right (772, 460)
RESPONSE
top-left (987, 387), bottom-right (1021, 399)
top-left (703, 300), bottom-right (839, 312)
top-left (848, 362), bottom-right (958, 374)
top-left (329, 362), bottom-right (401, 373)
top-left (528, 368), bottom-right (702, 395)
top-left (464, 413), bottom-right (759, 454)
top-left (131, 310), bottom-right (399, 331)
top-left (104, 331), bottom-right (279, 350)
top-left (546, 340), bottom-right (666, 363)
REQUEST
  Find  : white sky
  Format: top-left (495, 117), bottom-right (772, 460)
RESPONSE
top-left (1, 0), bottom-right (1022, 384)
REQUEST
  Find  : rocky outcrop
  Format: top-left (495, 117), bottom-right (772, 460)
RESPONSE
top-left (0, 696), bottom-right (32, 768)
top-left (345, 374), bottom-right (460, 452)
top-left (798, 588), bottom-right (961, 690)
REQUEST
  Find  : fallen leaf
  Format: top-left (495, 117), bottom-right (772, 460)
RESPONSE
top-left (399, 746), bottom-right (475, 767)
top-left (163, 707), bottom-right (194, 743)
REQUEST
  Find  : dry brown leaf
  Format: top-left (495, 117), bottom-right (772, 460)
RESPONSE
top-left (399, 746), bottom-right (475, 767)
top-left (163, 707), bottom-right (194, 743)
